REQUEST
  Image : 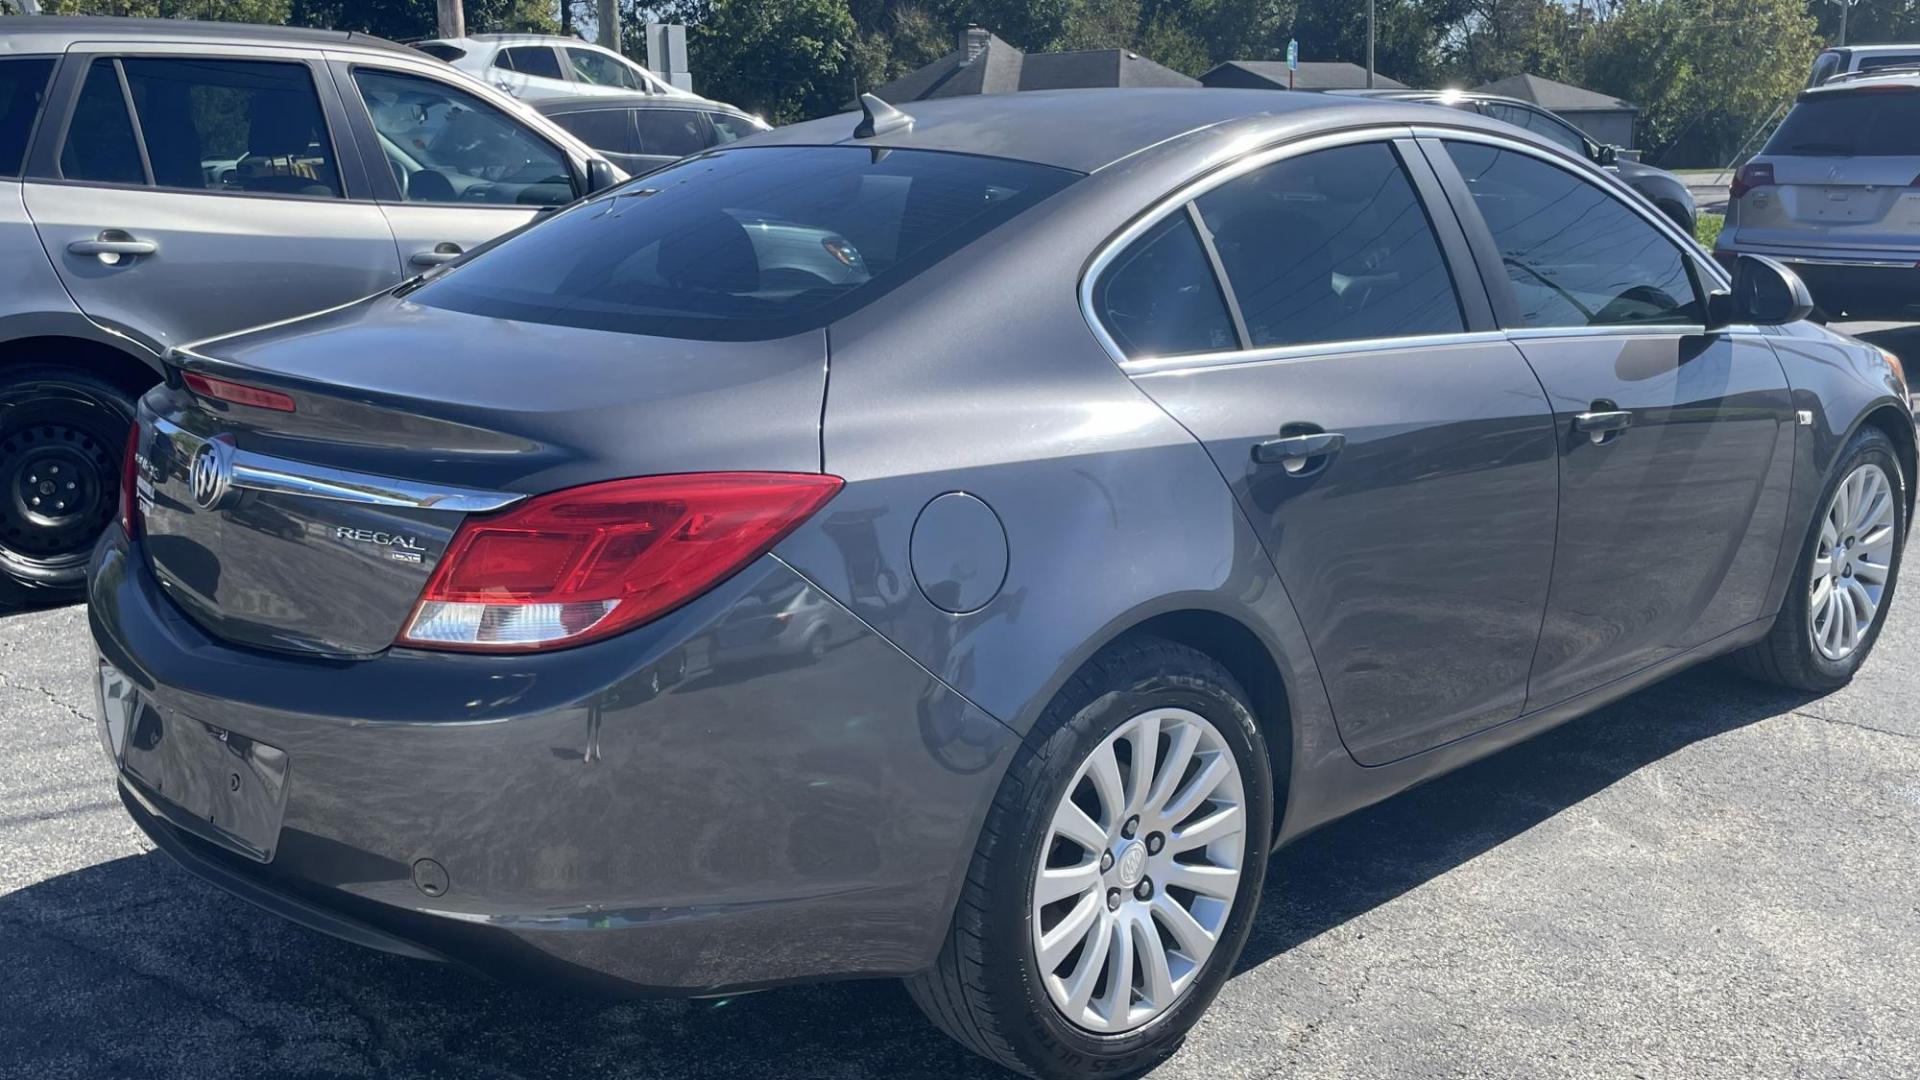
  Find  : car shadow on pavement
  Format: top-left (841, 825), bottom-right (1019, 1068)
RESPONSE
top-left (0, 663), bottom-right (1816, 1080)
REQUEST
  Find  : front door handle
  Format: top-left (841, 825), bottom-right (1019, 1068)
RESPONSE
top-left (1252, 431), bottom-right (1347, 473)
top-left (1572, 408), bottom-right (1633, 444)
top-left (409, 242), bottom-right (463, 268)
top-left (68, 231), bottom-right (156, 263)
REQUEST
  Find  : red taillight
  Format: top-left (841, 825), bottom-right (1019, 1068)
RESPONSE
top-left (1730, 162), bottom-right (1774, 200)
top-left (119, 420), bottom-right (142, 539)
top-left (399, 472), bottom-right (843, 652)
top-left (183, 372), bottom-right (295, 412)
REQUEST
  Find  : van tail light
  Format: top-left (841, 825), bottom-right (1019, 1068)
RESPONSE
top-left (398, 472), bottom-right (843, 652)
top-left (1729, 162), bottom-right (1775, 200)
top-left (182, 372), bottom-right (295, 412)
top-left (119, 420), bottom-right (142, 540)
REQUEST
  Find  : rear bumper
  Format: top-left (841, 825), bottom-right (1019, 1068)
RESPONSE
top-left (88, 529), bottom-right (1014, 995)
top-left (1716, 241), bottom-right (1920, 317)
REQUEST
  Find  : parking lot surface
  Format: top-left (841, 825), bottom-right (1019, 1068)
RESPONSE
top-left (3, 586), bottom-right (1916, 1078)
top-left (3, 318), bottom-right (1917, 1079)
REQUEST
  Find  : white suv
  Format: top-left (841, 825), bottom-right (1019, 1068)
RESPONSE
top-left (413, 35), bottom-right (714, 104)
top-left (1715, 71), bottom-right (1920, 319)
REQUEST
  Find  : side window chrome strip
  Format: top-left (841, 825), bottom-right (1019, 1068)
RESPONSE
top-left (1126, 330), bottom-right (1510, 377)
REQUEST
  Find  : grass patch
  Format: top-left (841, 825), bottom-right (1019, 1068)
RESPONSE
top-left (1694, 212), bottom-right (1724, 250)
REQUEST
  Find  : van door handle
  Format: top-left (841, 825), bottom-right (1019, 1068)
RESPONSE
top-left (409, 243), bottom-right (463, 268)
top-left (68, 231), bottom-right (156, 261)
top-left (1252, 431), bottom-right (1346, 472)
top-left (1572, 409), bottom-right (1633, 444)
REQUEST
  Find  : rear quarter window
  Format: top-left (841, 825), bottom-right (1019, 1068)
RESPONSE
top-left (0, 58), bottom-right (53, 178)
top-left (408, 146), bottom-right (1078, 341)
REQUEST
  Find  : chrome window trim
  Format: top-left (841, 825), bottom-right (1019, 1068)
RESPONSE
top-left (1080, 124), bottom-right (1429, 375)
top-left (1082, 122), bottom-right (1759, 380)
top-left (1127, 330), bottom-right (1509, 377)
top-left (1408, 124), bottom-right (1733, 292)
top-left (149, 413), bottom-right (523, 513)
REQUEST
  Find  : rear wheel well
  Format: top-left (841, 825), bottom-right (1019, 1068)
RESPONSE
top-left (1120, 609), bottom-right (1292, 843)
top-left (0, 337), bottom-right (161, 399)
top-left (1859, 404), bottom-right (1917, 515)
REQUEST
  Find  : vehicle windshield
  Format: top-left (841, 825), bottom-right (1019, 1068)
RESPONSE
top-left (408, 145), bottom-right (1079, 341)
top-left (1766, 89), bottom-right (1920, 156)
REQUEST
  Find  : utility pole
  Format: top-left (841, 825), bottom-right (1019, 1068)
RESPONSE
top-left (598, 0), bottom-right (619, 51)
top-left (435, 0), bottom-right (463, 39)
top-left (1366, 0), bottom-right (1376, 88)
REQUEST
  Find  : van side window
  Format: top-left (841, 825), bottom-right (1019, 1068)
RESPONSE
top-left (0, 58), bottom-right (53, 178)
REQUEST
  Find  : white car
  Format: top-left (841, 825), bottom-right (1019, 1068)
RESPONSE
top-left (1807, 43), bottom-right (1920, 85)
top-left (412, 34), bottom-right (715, 104)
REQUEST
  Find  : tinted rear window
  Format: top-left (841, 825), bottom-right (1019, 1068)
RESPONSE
top-left (409, 146), bottom-right (1078, 341)
top-left (1767, 90), bottom-right (1920, 156)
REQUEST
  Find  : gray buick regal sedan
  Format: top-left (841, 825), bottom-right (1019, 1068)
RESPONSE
top-left (89, 88), bottom-right (1912, 1079)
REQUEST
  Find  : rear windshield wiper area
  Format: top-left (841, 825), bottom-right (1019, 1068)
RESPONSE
top-left (1783, 141), bottom-right (1857, 155)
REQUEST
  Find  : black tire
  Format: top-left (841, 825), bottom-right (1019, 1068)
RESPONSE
top-left (1730, 425), bottom-right (1906, 691)
top-left (906, 636), bottom-right (1274, 1080)
top-left (0, 366), bottom-right (139, 597)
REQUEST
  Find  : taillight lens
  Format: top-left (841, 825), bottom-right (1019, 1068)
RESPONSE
top-left (1730, 162), bottom-right (1774, 200)
top-left (119, 420), bottom-right (142, 539)
top-left (399, 472), bottom-right (842, 652)
top-left (182, 371), bottom-right (295, 412)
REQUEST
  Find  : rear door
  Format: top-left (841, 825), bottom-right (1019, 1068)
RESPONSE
top-left (632, 107), bottom-right (712, 163)
top-left (1108, 135), bottom-right (1561, 765)
top-left (329, 60), bottom-right (581, 272)
top-left (21, 45), bottom-right (399, 354)
top-left (484, 44), bottom-right (570, 98)
top-left (1426, 135), bottom-right (1794, 708)
top-left (1737, 86), bottom-right (1920, 251)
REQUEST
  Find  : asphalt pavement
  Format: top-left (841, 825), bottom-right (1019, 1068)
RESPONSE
top-left (3, 328), bottom-right (1918, 1078)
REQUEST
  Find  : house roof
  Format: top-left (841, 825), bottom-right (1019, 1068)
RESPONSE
top-left (871, 35), bottom-right (1197, 103)
top-left (1472, 73), bottom-right (1636, 113)
top-left (1199, 60), bottom-right (1408, 91)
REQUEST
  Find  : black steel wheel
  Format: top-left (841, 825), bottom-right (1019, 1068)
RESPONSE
top-left (0, 367), bottom-right (139, 594)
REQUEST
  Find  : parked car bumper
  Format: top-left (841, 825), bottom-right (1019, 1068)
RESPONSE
top-left (1716, 242), bottom-right (1920, 319)
top-left (87, 527), bottom-right (1014, 995)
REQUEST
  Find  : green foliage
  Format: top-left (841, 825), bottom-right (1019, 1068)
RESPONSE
top-left (683, 0), bottom-right (861, 124)
top-left (1694, 211), bottom-right (1723, 251)
top-left (40, 0), bottom-right (291, 22)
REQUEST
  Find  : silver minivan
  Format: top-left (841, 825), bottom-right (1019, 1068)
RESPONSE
top-left (0, 17), bottom-right (620, 597)
top-left (1715, 71), bottom-right (1920, 319)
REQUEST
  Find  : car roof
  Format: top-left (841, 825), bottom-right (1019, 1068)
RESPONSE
top-left (0, 15), bottom-right (416, 57)
top-left (1804, 69), bottom-right (1920, 94)
top-left (1331, 88), bottom-right (1534, 109)
top-left (529, 92), bottom-right (741, 116)
top-left (744, 87), bottom-right (1501, 173)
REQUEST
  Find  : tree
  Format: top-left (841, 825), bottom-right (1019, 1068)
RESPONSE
top-left (678, 0), bottom-right (861, 123)
top-left (41, 0), bottom-right (291, 21)
top-left (1439, 0), bottom-right (1584, 87)
top-left (1584, 0), bottom-right (1817, 166)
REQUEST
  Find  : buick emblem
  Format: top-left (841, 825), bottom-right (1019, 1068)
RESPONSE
top-left (189, 438), bottom-right (234, 509)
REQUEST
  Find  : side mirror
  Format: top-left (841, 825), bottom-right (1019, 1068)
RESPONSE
top-left (1729, 254), bottom-right (1815, 326)
top-left (1595, 143), bottom-right (1619, 166)
top-left (584, 157), bottom-right (622, 194)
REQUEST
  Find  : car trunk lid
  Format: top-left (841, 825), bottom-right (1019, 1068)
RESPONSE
top-left (135, 295), bottom-right (827, 657)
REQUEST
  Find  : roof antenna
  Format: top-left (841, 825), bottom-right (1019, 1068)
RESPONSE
top-left (854, 93), bottom-right (913, 139)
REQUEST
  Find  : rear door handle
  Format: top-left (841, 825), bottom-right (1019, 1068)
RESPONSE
top-left (1572, 409), bottom-right (1633, 443)
top-left (409, 242), bottom-right (463, 268)
top-left (68, 231), bottom-right (156, 261)
top-left (1252, 431), bottom-right (1346, 471)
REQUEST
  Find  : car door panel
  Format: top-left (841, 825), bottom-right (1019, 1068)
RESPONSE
top-left (1137, 341), bottom-right (1560, 764)
top-left (24, 51), bottom-right (398, 352)
top-left (1512, 331), bottom-right (1795, 704)
top-left (1425, 135), bottom-right (1796, 707)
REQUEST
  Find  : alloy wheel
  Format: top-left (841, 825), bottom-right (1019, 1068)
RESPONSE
top-left (1030, 707), bottom-right (1247, 1034)
top-left (1811, 462), bottom-right (1897, 662)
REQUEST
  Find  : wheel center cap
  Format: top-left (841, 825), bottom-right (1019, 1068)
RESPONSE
top-left (1114, 841), bottom-right (1148, 888)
